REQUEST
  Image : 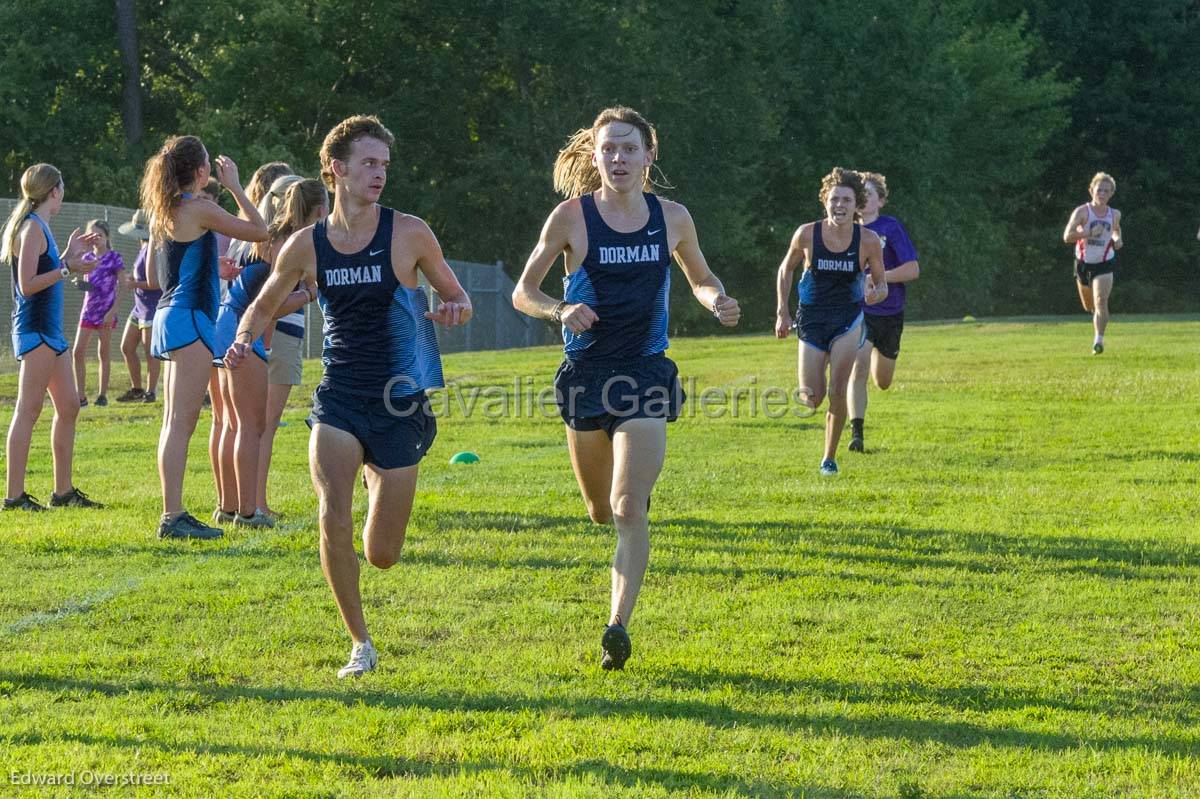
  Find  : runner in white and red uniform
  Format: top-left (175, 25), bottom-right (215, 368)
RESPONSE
top-left (1063, 172), bottom-right (1123, 354)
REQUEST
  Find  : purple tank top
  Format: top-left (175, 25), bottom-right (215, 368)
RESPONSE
top-left (131, 244), bottom-right (163, 323)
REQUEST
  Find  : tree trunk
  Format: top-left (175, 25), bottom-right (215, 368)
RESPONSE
top-left (114, 0), bottom-right (143, 145)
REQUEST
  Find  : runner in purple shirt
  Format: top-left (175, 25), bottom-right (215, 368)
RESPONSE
top-left (847, 172), bottom-right (919, 453)
top-left (72, 220), bottom-right (125, 406)
top-left (116, 210), bottom-right (162, 403)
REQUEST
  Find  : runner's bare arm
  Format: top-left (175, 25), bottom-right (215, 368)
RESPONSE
top-left (513, 200), bottom-right (585, 320)
top-left (1062, 206), bottom-right (1089, 243)
top-left (862, 229), bottom-right (888, 306)
top-left (775, 225), bottom-right (809, 338)
top-left (227, 227), bottom-right (317, 368)
top-left (408, 217), bottom-right (471, 327)
top-left (664, 201), bottom-right (739, 327)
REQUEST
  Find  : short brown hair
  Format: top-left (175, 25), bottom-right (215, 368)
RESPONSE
top-left (860, 171), bottom-right (888, 202)
top-left (319, 115), bottom-right (395, 190)
top-left (819, 167), bottom-right (866, 209)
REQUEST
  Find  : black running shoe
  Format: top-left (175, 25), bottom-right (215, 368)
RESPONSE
top-left (94, 395), bottom-right (108, 407)
top-left (1093, 342), bottom-right (1104, 355)
top-left (78, 396), bottom-right (89, 408)
top-left (600, 619), bottom-right (631, 671)
top-left (3, 492), bottom-right (48, 512)
top-left (848, 434), bottom-right (864, 453)
top-left (143, 390), bottom-right (157, 403)
top-left (116, 387), bottom-right (145, 403)
top-left (157, 512), bottom-right (223, 540)
top-left (49, 487), bottom-right (104, 508)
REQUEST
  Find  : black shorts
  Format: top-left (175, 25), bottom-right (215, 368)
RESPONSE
top-left (553, 353), bottom-right (685, 438)
top-left (795, 304), bottom-right (864, 352)
top-left (864, 311), bottom-right (904, 360)
top-left (1075, 257), bottom-right (1116, 286)
top-left (307, 382), bottom-right (436, 470)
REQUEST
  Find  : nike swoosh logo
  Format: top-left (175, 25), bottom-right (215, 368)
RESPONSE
top-left (369, 249), bottom-right (384, 256)
top-left (647, 229), bottom-right (661, 236)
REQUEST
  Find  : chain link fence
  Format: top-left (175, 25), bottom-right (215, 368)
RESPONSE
top-left (0, 201), bottom-right (555, 370)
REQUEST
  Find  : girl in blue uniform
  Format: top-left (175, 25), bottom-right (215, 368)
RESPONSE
top-left (513, 106), bottom-right (741, 670)
top-left (775, 167), bottom-right (888, 476)
top-left (213, 178), bottom-right (325, 528)
top-left (2, 163), bottom-right (103, 511)
top-left (141, 135), bottom-right (268, 539)
top-left (225, 115), bottom-right (471, 678)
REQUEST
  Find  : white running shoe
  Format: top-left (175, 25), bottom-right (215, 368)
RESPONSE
top-left (337, 639), bottom-right (378, 678)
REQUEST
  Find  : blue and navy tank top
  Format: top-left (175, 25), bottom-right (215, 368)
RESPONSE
top-left (222, 259), bottom-right (271, 315)
top-left (10, 214), bottom-right (64, 338)
top-left (313, 206), bottom-right (444, 397)
top-left (158, 229), bottom-right (220, 320)
top-left (562, 192), bottom-right (671, 362)
top-left (798, 222), bottom-right (864, 308)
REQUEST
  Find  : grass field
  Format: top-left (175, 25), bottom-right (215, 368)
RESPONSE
top-left (2, 315), bottom-right (1199, 798)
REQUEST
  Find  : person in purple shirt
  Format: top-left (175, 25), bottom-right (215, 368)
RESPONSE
top-left (72, 220), bottom-right (125, 407)
top-left (116, 210), bottom-right (162, 403)
top-left (847, 172), bottom-right (919, 453)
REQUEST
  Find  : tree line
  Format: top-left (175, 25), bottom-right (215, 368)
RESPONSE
top-left (3, 0), bottom-right (1196, 330)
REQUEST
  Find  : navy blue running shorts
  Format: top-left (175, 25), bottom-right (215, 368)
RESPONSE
top-left (553, 353), bottom-right (685, 438)
top-left (307, 382), bottom-right (436, 470)
top-left (795, 304), bottom-right (864, 352)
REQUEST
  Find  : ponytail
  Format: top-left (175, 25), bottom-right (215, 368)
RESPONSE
top-left (2, 163), bottom-right (62, 262)
top-left (252, 178), bottom-right (327, 262)
top-left (139, 135), bottom-right (208, 240)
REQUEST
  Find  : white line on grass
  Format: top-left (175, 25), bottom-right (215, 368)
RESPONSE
top-left (3, 521), bottom-right (307, 637)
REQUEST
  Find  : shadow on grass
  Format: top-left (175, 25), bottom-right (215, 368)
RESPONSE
top-left (3, 729), bottom-right (865, 798)
top-left (3, 670), bottom-right (1197, 760)
top-left (413, 511), bottom-right (1200, 585)
top-left (658, 666), bottom-right (1200, 726)
top-left (651, 517), bottom-right (1200, 583)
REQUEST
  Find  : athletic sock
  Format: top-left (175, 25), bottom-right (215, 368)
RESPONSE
top-left (850, 418), bottom-right (864, 436)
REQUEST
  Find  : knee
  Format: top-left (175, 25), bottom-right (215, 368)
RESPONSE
top-left (163, 408), bottom-right (199, 436)
top-left (587, 501), bottom-right (613, 525)
top-left (365, 545), bottom-right (401, 570)
top-left (13, 400), bottom-right (43, 427)
top-left (317, 505), bottom-right (353, 540)
top-left (55, 402), bottom-right (79, 425)
top-left (610, 493), bottom-right (647, 531)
